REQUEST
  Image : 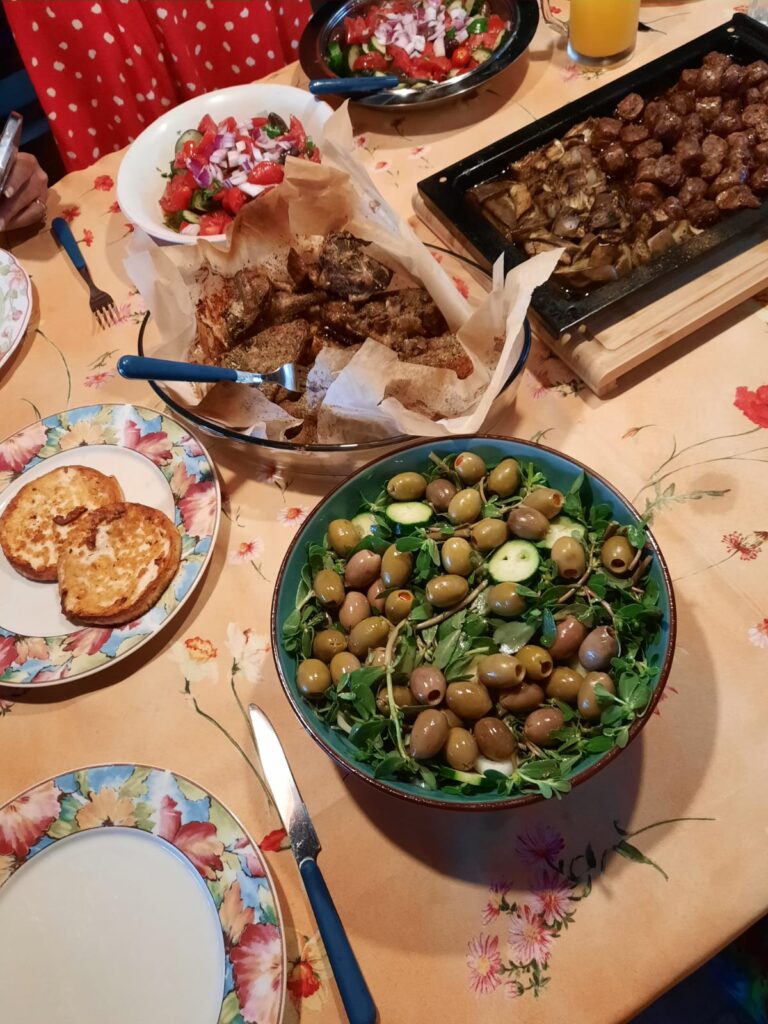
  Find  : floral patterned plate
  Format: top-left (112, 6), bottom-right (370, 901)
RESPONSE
top-left (0, 765), bottom-right (286, 1024)
top-left (0, 404), bottom-right (220, 688)
top-left (0, 249), bottom-right (32, 372)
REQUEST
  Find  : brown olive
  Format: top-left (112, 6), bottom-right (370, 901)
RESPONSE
top-left (547, 615), bottom-right (588, 660)
top-left (487, 458), bottom-right (520, 498)
top-left (522, 487), bottom-right (565, 520)
top-left (338, 591), bottom-right (370, 631)
top-left (366, 647), bottom-right (388, 668)
top-left (447, 488), bottom-right (482, 525)
top-left (385, 589), bottom-right (414, 624)
top-left (409, 709), bottom-right (449, 759)
top-left (477, 653), bottom-right (525, 688)
top-left (312, 628), bottom-right (347, 663)
top-left (474, 718), bottom-right (517, 761)
top-left (330, 652), bottom-right (361, 686)
top-left (441, 537), bottom-right (473, 576)
top-left (376, 685), bottom-right (417, 715)
top-left (446, 681), bottom-right (493, 720)
top-left (577, 671), bottom-right (616, 721)
top-left (498, 682), bottom-right (544, 714)
top-left (445, 727), bottom-right (479, 771)
top-left (297, 658), bottom-right (332, 697)
top-left (517, 645), bottom-right (554, 680)
top-left (545, 666), bottom-right (583, 704)
top-left (578, 626), bottom-right (619, 672)
top-left (327, 519), bottom-right (359, 558)
top-left (601, 535), bottom-right (636, 577)
top-left (470, 518), bottom-right (508, 552)
top-left (551, 537), bottom-right (587, 580)
top-left (348, 616), bottom-right (392, 658)
top-left (426, 477), bottom-right (457, 512)
top-left (367, 578), bottom-right (386, 612)
top-left (441, 708), bottom-right (463, 729)
top-left (486, 582), bottom-right (526, 618)
top-left (313, 569), bottom-right (345, 609)
top-left (387, 471), bottom-right (427, 502)
top-left (409, 665), bottom-right (447, 706)
top-left (454, 451), bottom-right (487, 485)
top-left (507, 506), bottom-right (549, 541)
top-left (523, 707), bottom-right (565, 747)
top-left (425, 574), bottom-right (469, 608)
top-left (381, 544), bottom-right (413, 587)
top-left (345, 550), bottom-right (382, 590)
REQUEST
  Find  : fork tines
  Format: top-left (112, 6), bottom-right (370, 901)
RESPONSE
top-left (91, 295), bottom-right (120, 330)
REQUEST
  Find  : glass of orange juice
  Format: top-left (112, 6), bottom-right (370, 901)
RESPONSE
top-left (541, 0), bottom-right (641, 66)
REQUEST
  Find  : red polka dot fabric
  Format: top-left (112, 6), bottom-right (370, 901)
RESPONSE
top-left (4, 0), bottom-right (313, 171)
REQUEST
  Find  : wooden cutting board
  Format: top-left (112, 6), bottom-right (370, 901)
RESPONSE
top-left (413, 192), bottom-right (768, 397)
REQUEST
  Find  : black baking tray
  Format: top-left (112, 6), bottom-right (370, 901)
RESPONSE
top-left (418, 14), bottom-right (768, 337)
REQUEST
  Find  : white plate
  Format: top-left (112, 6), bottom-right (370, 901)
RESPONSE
top-left (117, 83), bottom-right (334, 245)
top-left (0, 249), bottom-right (32, 372)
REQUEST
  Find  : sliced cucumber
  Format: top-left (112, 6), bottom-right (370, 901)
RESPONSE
top-left (472, 47), bottom-right (493, 64)
top-left (493, 29), bottom-right (509, 50)
top-left (351, 512), bottom-right (378, 539)
top-left (369, 35), bottom-right (386, 54)
top-left (181, 209), bottom-right (201, 224)
top-left (447, 67), bottom-right (463, 78)
top-left (385, 502), bottom-right (433, 530)
top-left (347, 44), bottom-right (362, 72)
top-left (542, 516), bottom-right (586, 550)
top-left (488, 540), bottom-right (540, 583)
top-left (327, 40), bottom-right (344, 74)
top-left (175, 128), bottom-right (202, 155)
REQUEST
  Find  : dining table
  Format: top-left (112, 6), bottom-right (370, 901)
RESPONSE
top-left (1, 1), bottom-right (767, 1021)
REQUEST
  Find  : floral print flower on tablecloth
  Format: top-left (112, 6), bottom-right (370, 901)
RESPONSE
top-left (287, 932), bottom-right (330, 1010)
top-left (84, 369), bottom-right (115, 388)
top-left (172, 636), bottom-right (219, 684)
top-left (227, 623), bottom-right (270, 684)
top-left (277, 505), bottom-right (309, 527)
top-left (467, 934), bottom-right (503, 995)
top-left (748, 619), bottom-right (768, 649)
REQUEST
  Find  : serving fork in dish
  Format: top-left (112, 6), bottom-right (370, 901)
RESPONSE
top-left (117, 355), bottom-right (309, 395)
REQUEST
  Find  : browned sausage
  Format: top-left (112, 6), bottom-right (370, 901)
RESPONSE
top-left (616, 92), bottom-right (644, 121)
top-left (621, 123), bottom-right (649, 145)
top-left (750, 165), bottom-right (768, 192)
top-left (696, 96), bottom-right (722, 125)
top-left (702, 51), bottom-right (731, 71)
top-left (643, 100), bottom-right (668, 128)
top-left (655, 155), bottom-right (684, 190)
top-left (628, 181), bottom-right (664, 215)
top-left (746, 60), bottom-right (768, 87)
top-left (723, 97), bottom-right (742, 115)
top-left (679, 68), bottom-right (699, 92)
top-left (708, 165), bottom-right (750, 196)
top-left (653, 110), bottom-right (684, 144)
top-left (755, 141), bottom-right (768, 164)
top-left (683, 113), bottom-right (704, 138)
top-left (741, 103), bottom-right (768, 128)
top-left (702, 134), bottom-right (728, 162)
top-left (636, 157), bottom-right (661, 184)
top-left (744, 87), bottom-right (762, 106)
top-left (696, 65), bottom-right (723, 97)
top-left (715, 184), bottom-right (760, 210)
top-left (631, 139), bottom-right (664, 161)
top-left (675, 135), bottom-right (704, 173)
top-left (686, 198), bottom-right (720, 226)
top-left (593, 117), bottom-right (623, 145)
top-left (711, 112), bottom-right (743, 137)
top-left (600, 142), bottom-right (628, 173)
top-left (663, 195), bottom-right (686, 221)
top-left (669, 91), bottom-right (696, 116)
top-left (721, 64), bottom-right (747, 95)
top-left (699, 158), bottom-right (723, 181)
top-left (678, 176), bottom-right (708, 206)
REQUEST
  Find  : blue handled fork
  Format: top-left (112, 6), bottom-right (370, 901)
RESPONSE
top-left (51, 216), bottom-right (120, 329)
top-left (117, 354), bottom-right (309, 394)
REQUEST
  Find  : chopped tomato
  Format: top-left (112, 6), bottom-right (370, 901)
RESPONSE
top-left (250, 116), bottom-right (269, 130)
top-left (309, 145), bottom-right (321, 164)
top-left (388, 44), bottom-right (414, 77)
top-left (159, 175), bottom-right (194, 214)
top-left (451, 45), bottom-right (471, 68)
top-left (285, 114), bottom-right (307, 155)
top-left (199, 211), bottom-right (232, 235)
top-left (343, 15), bottom-right (370, 44)
top-left (197, 113), bottom-right (217, 135)
top-left (195, 128), bottom-right (217, 160)
top-left (248, 162), bottom-right (285, 185)
top-left (353, 51), bottom-right (388, 73)
top-left (411, 57), bottom-right (440, 81)
top-left (173, 139), bottom-right (197, 168)
top-left (221, 115), bottom-right (237, 133)
top-left (487, 14), bottom-right (506, 33)
top-left (221, 187), bottom-right (247, 216)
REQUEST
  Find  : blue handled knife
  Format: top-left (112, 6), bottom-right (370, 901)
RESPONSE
top-left (247, 705), bottom-right (377, 1024)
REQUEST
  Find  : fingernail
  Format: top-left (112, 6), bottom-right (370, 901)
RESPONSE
top-left (3, 186), bottom-right (13, 198)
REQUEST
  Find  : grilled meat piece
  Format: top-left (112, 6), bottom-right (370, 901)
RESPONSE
top-left (616, 93), bottom-right (644, 121)
top-left (722, 63), bottom-right (747, 95)
top-left (686, 198), bottom-right (720, 226)
top-left (715, 184), bottom-right (760, 210)
top-left (266, 289), bottom-right (328, 325)
top-left (315, 231), bottom-right (393, 300)
top-left (390, 333), bottom-right (473, 379)
top-left (621, 123), bottom-right (650, 145)
top-left (286, 247), bottom-right (316, 290)
top-left (679, 176), bottom-right (708, 206)
top-left (220, 319), bottom-right (313, 373)
top-left (194, 267), bottom-right (272, 361)
top-left (321, 289), bottom-right (448, 347)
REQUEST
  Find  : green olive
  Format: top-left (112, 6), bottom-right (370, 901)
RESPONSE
top-left (387, 471), bottom-right (427, 502)
top-left (330, 652), bottom-right (361, 686)
top-left (297, 659), bottom-right (332, 697)
top-left (367, 647), bottom-right (388, 667)
top-left (577, 671), bottom-right (616, 721)
top-left (578, 626), bottom-right (619, 672)
top-left (470, 518), bottom-right (508, 552)
top-left (367, 578), bottom-right (386, 612)
top-left (498, 682), bottom-right (544, 714)
top-left (338, 592), bottom-right (370, 631)
top-left (547, 615), bottom-right (588, 660)
top-left (313, 569), bottom-right (345, 609)
top-left (425, 574), bottom-right (469, 608)
top-left (409, 709), bottom-right (449, 759)
top-left (441, 537), bottom-right (473, 576)
top-left (517, 645), bottom-right (554, 680)
top-left (327, 519), bottom-right (358, 558)
top-left (474, 718), bottom-right (517, 761)
top-left (447, 488), bottom-right (482, 525)
top-left (454, 451), bottom-right (486, 485)
top-left (344, 549), bottom-right (382, 590)
top-left (601, 535), bottom-right (636, 577)
top-left (376, 685), bottom-right (417, 715)
top-left (446, 681), bottom-right (493, 720)
top-left (426, 478), bottom-right (457, 512)
top-left (312, 628), bottom-right (347, 663)
top-left (523, 707), bottom-right (564, 747)
top-left (487, 458), bottom-right (520, 498)
top-left (545, 666), bottom-right (583, 704)
top-left (522, 486), bottom-right (565, 520)
top-left (409, 665), bottom-right (447, 706)
top-left (385, 589), bottom-right (414, 624)
top-left (348, 616), bottom-right (392, 658)
top-left (486, 582), bottom-right (526, 618)
top-left (381, 544), bottom-right (413, 587)
top-left (441, 708), bottom-right (463, 729)
top-left (551, 536), bottom-right (587, 580)
top-left (445, 727), bottom-right (479, 770)
top-left (507, 506), bottom-right (549, 541)
top-left (477, 653), bottom-right (525, 688)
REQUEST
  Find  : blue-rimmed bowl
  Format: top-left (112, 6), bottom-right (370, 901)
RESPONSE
top-left (272, 434), bottom-right (676, 810)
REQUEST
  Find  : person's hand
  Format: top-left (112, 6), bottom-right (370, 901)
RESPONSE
top-left (0, 153), bottom-right (48, 231)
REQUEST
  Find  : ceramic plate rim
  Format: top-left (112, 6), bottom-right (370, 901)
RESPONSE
top-left (0, 250), bottom-right (32, 373)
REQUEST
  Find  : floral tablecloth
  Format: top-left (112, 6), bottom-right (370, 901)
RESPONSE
top-left (1, 3), bottom-right (767, 1022)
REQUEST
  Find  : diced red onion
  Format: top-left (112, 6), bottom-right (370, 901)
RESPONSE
top-left (210, 148), bottom-right (227, 164)
top-left (235, 140), bottom-right (246, 152)
top-left (179, 222), bottom-right (200, 236)
top-left (455, 27), bottom-right (468, 41)
top-left (229, 170), bottom-right (248, 185)
top-left (239, 182), bottom-right (266, 198)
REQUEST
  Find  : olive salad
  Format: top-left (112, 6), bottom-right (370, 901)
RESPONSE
top-left (283, 451), bottom-right (664, 799)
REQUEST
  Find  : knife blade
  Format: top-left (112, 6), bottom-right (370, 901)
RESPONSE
top-left (248, 705), bottom-right (377, 1024)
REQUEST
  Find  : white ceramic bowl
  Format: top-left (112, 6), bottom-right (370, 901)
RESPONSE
top-left (116, 84), bottom-right (334, 245)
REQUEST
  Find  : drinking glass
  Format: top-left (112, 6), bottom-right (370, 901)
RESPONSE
top-left (541, 0), bottom-right (642, 66)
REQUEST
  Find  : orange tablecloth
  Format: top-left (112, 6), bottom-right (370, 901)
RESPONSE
top-left (2, 3), bottom-right (768, 1021)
